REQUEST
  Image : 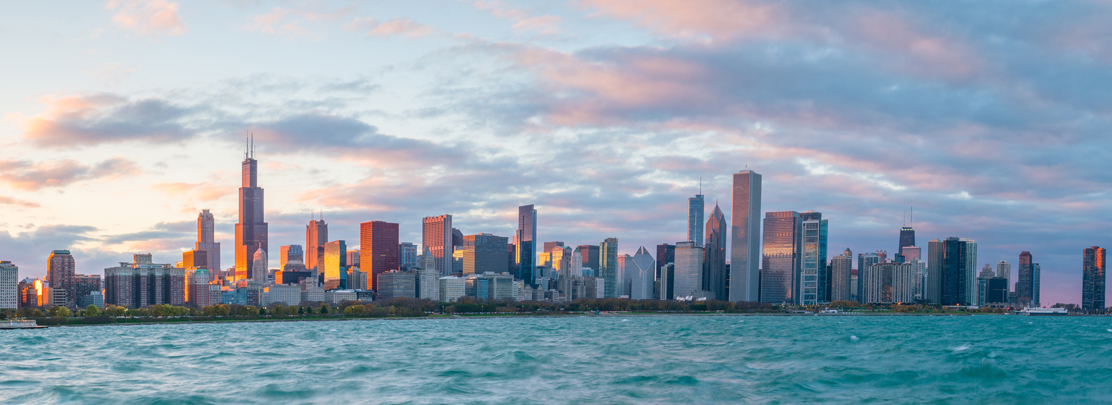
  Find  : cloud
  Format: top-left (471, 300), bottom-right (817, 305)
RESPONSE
top-left (246, 4), bottom-right (355, 38)
top-left (17, 94), bottom-right (194, 148)
top-left (106, 0), bottom-right (188, 36)
top-left (343, 17), bottom-right (436, 38)
top-left (578, 0), bottom-right (782, 42)
top-left (474, 1), bottom-right (562, 35)
top-left (0, 158), bottom-right (141, 191)
top-left (0, 197), bottom-right (41, 208)
top-left (153, 181), bottom-right (233, 202)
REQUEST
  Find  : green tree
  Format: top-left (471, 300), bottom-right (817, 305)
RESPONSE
top-left (85, 305), bottom-right (101, 317)
top-left (48, 306), bottom-right (71, 318)
top-left (320, 303), bottom-right (331, 314)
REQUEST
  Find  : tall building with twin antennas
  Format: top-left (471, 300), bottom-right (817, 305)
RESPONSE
top-left (235, 135), bottom-right (269, 281)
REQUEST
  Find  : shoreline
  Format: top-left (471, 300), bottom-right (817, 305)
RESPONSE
top-left (15, 310), bottom-right (1075, 328)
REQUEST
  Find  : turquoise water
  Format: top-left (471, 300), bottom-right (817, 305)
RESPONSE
top-left (2, 315), bottom-right (1111, 403)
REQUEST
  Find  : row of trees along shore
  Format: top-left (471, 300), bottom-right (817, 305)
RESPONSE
top-left (0, 298), bottom-right (780, 325)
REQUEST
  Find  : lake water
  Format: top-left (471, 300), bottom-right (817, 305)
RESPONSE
top-left (2, 314), bottom-right (1110, 403)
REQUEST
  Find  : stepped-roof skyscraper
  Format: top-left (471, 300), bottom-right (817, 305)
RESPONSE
top-left (235, 138), bottom-right (268, 281)
top-left (306, 213), bottom-right (328, 271)
top-left (730, 170), bottom-right (762, 302)
top-left (703, 203), bottom-right (727, 301)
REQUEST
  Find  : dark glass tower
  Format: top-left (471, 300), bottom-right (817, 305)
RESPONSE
top-left (235, 141), bottom-right (268, 281)
top-left (655, 243), bottom-right (674, 280)
top-left (899, 227), bottom-right (915, 252)
top-left (1082, 247), bottom-right (1106, 313)
top-left (941, 238), bottom-right (972, 306)
top-left (1017, 251), bottom-right (1033, 307)
top-left (517, 205), bottom-right (537, 287)
top-left (703, 203), bottom-right (727, 300)
top-left (688, 192), bottom-right (704, 246)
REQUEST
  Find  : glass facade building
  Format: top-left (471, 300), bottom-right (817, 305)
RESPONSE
top-left (761, 211), bottom-right (800, 304)
top-left (361, 221), bottom-right (399, 292)
top-left (516, 205), bottom-right (537, 286)
top-left (730, 170), bottom-right (762, 302)
top-left (688, 193), bottom-right (704, 246)
top-left (423, 215), bottom-right (454, 277)
top-left (703, 204), bottom-right (728, 301)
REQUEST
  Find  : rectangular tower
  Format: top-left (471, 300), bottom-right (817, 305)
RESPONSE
top-left (761, 211), bottom-right (800, 304)
top-left (305, 217), bottom-right (327, 270)
top-left (600, 237), bottom-right (618, 298)
top-left (517, 205), bottom-right (537, 286)
top-left (1017, 251), bottom-right (1034, 307)
top-left (688, 193), bottom-right (704, 246)
top-left (730, 170), bottom-right (762, 302)
top-left (361, 221), bottom-right (400, 291)
top-left (703, 203), bottom-right (728, 300)
top-left (234, 146), bottom-right (268, 281)
top-left (799, 212), bottom-right (824, 305)
top-left (195, 209), bottom-right (220, 273)
top-left (47, 250), bottom-right (76, 307)
top-left (423, 215), bottom-right (454, 277)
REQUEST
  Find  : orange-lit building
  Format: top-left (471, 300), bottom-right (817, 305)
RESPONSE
top-left (361, 221), bottom-right (399, 291)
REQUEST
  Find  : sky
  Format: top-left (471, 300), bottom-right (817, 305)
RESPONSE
top-left (1, 0), bottom-right (1110, 306)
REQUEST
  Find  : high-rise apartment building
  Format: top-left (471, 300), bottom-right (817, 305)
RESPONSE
top-left (195, 209), bottom-right (221, 274)
top-left (939, 238), bottom-right (977, 306)
top-left (688, 192), bottom-right (704, 246)
top-left (857, 251), bottom-right (880, 304)
top-left (47, 250), bottom-right (76, 307)
top-left (730, 170), bottom-right (762, 302)
top-left (600, 238), bottom-right (618, 298)
top-left (831, 249), bottom-right (852, 302)
top-left (322, 240), bottom-right (347, 290)
top-left (423, 215), bottom-right (453, 277)
top-left (924, 239), bottom-right (943, 303)
top-left (703, 203), bottom-right (728, 301)
top-left (516, 205), bottom-right (537, 286)
top-left (360, 221), bottom-right (400, 291)
top-left (799, 212), bottom-right (827, 305)
top-left (104, 255), bottom-right (185, 308)
top-left (462, 233), bottom-right (509, 276)
top-left (1017, 251), bottom-right (1034, 307)
top-left (305, 216), bottom-right (328, 270)
top-left (235, 143), bottom-right (268, 281)
top-left (0, 261), bottom-right (17, 309)
top-left (761, 211), bottom-right (800, 304)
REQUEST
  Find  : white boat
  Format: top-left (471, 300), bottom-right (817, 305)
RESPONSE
top-left (1022, 307), bottom-right (1068, 316)
top-left (0, 319), bottom-right (46, 329)
top-left (820, 309), bottom-right (839, 314)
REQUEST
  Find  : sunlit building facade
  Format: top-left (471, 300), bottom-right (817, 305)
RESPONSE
top-left (361, 221), bottom-right (400, 291)
top-left (516, 205), bottom-right (537, 286)
top-left (235, 147), bottom-right (269, 281)
top-left (761, 211), bottom-right (800, 304)
top-left (322, 240), bottom-right (347, 290)
top-left (423, 214), bottom-right (454, 277)
top-left (305, 216), bottom-right (328, 271)
top-left (462, 233), bottom-right (509, 276)
top-left (47, 249), bottom-right (76, 307)
top-left (195, 209), bottom-right (221, 275)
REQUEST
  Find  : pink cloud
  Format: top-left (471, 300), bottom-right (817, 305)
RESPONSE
top-left (578, 0), bottom-right (783, 42)
top-left (850, 10), bottom-right (984, 81)
top-left (153, 182), bottom-right (232, 202)
top-left (0, 158), bottom-right (141, 191)
top-left (344, 17), bottom-right (436, 38)
top-left (14, 94), bottom-right (191, 147)
top-left (246, 4), bottom-right (355, 38)
top-left (474, 1), bottom-right (562, 35)
top-left (105, 0), bottom-right (188, 36)
top-left (0, 196), bottom-right (41, 208)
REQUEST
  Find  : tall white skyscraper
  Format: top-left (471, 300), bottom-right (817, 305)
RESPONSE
top-left (0, 261), bottom-right (17, 309)
top-left (730, 170), bottom-right (762, 302)
top-left (673, 241), bottom-right (704, 298)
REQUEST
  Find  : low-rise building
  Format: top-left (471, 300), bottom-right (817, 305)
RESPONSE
top-left (439, 276), bottom-right (465, 302)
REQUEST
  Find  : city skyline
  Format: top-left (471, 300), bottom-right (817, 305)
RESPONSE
top-left (0, 1), bottom-right (1110, 307)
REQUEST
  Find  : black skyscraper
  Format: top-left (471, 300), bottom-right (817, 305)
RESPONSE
top-left (1083, 246), bottom-right (1106, 313)
top-left (235, 138), bottom-right (268, 281)
top-left (941, 237), bottom-right (971, 306)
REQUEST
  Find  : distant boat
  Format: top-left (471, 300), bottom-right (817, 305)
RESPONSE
top-left (0, 319), bottom-right (46, 329)
top-left (820, 309), bottom-right (839, 314)
top-left (1022, 307), bottom-right (1068, 316)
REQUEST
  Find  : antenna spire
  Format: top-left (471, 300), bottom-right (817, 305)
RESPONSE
top-left (699, 177), bottom-right (702, 195)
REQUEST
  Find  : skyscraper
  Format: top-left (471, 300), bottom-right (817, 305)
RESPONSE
top-left (799, 212), bottom-right (827, 305)
top-left (703, 203), bottom-right (728, 301)
top-left (361, 221), bottom-right (400, 292)
top-left (600, 237), bottom-right (618, 298)
top-left (831, 249), bottom-right (852, 302)
top-left (517, 205), bottom-right (537, 287)
top-left (235, 141), bottom-right (268, 281)
top-left (0, 261), bottom-right (17, 310)
top-left (688, 192), bottom-right (704, 246)
top-left (322, 240), bottom-right (347, 290)
top-left (899, 227), bottom-right (915, 254)
top-left (656, 243), bottom-right (674, 280)
top-left (925, 239), bottom-right (944, 303)
top-left (195, 209), bottom-right (220, 273)
top-left (578, 245), bottom-right (601, 273)
top-left (673, 241), bottom-right (704, 298)
top-left (941, 238), bottom-right (976, 306)
top-left (1080, 248), bottom-right (1107, 311)
top-left (857, 251), bottom-right (880, 304)
top-left (423, 215), bottom-right (453, 277)
top-left (730, 170), bottom-right (762, 302)
top-left (629, 247), bottom-right (656, 300)
top-left (996, 260), bottom-right (1011, 285)
top-left (399, 242), bottom-right (418, 270)
top-left (280, 245), bottom-right (303, 270)
top-left (47, 250), bottom-right (76, 307)
top-left (1017, 251), bottom-right (1034, 307)
top-left (305, 215), bottom-right (328, 271)
top-left (462, 233), bottom-right (509, 276)
top-left (762, 211), bottom-right (800, 304)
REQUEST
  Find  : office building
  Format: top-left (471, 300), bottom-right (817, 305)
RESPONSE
top-left (899, 226), bottom-right (915, 254)
top-left (195, 209), bottom-right (221, 275)
top-left (417, 265), bottom-right (439, 300)
top-left (937, 238), bottom-right (977, 306)
top-left (322, 240), bottom-right (347, 290)
top-left (516, 205), bottom-right (537, 286)
top-left (925, 239), bottom-right (943, 303)
top-left (104, 255), bottom-right (185, 308)
top-left (703, 203), bottom-right (728, 301)
top-left (305, 215), bottom-right (328, 270)
top-left (235, 142), bottom-right (269, 281)
top-left (378, 270), bottom-right (417, 299)
top-left (423, 214), bottom-right (454, 277)
top-left (689, 191), bottom-right (704, 246)
top-left (439, 276), bottom-right (465, 302)
top-left (730, 170), bottom-right (762, 302)
top-left (47, 250), bottom-right (77, 307)
top-left (762, 211), bottom-right (800, 304)
top-left (399, 242), bottom-right (417, 269)
top-left (578, 245), bottom-right (600, 273)
top-left (0, 261), bottom-right (17, 309)
top-left (262, 284), bottom-right (301, 307)
top-left (252, 249), bottom-right (268, 283)
top-left (74, 274), bottom-right (101, 307)
top-left (673, 241), bottom-right (704, 298)
top-left (831, 249), bottom-right (852, 302)
top-left (627, 247), bottom-right (656, 300)
top-left (361, 221), bottom-right (400, 291)
top-left (600, 237), bottom-right (618, 298)
top-left (996, 260), bottom-right (1011, 286)
top-left (348, 268), bottom-right (368, 293)
top-left (462, 233), bottom-right (509, 276)
top-left (656, 243), bottom-right (674, 281)
top-left (280, 245), bottom-right (303, 270)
